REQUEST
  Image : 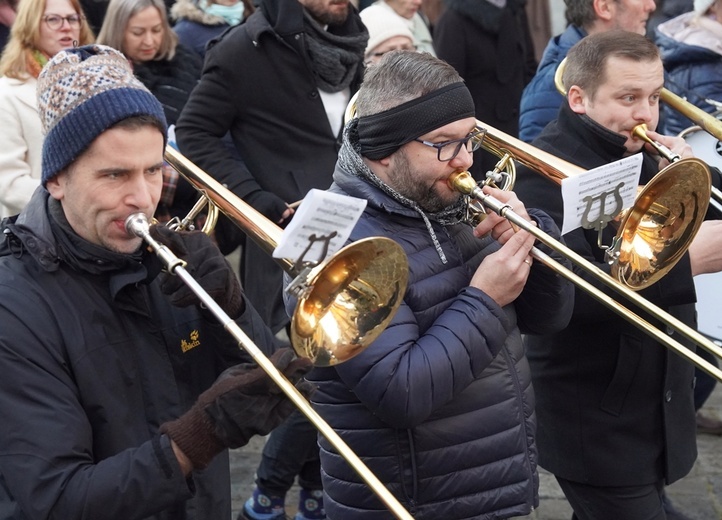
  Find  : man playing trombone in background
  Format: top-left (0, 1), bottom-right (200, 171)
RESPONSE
top-left (0, 44), bottom-right (313, 520)
top-left (514, 30), bottom-right (722, 520)
top-left (291, 50), bottom-right (574, 520)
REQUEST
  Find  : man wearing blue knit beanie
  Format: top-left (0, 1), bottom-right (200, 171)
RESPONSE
top-left (0, 44), bottom-right (312, 519)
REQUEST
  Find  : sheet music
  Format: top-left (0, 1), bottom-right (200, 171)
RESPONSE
top-left (560, 153), bottom-right (643, 235)
top-left (273, 189), bottom-right (367, 263)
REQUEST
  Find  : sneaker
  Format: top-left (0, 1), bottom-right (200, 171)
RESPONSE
top-left (238, 488), bottom-right (287, 520)
top-left (294, 488), bottom-right (325, 520)
top-left (239, 502), bottom-right (287, 520)
top-left (696, 411), bottom-right (722, 435)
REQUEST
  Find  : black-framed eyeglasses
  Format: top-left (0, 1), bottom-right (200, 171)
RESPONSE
top-left (414, 126), bottom-right (486, 162)
top-left (43, 13), bottom-right (83, 30)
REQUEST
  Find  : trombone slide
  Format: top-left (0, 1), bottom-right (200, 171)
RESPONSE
top-left (126, 213), bottom-right (414, 520)
top-left (450, 172), bottom-right (722, 383)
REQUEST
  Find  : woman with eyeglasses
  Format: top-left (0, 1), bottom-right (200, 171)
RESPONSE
top-left (0, 0), bottom-right (93, 219)
top-left (97, 0), bottom-right (203, 221)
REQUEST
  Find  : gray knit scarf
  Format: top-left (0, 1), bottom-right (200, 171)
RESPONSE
top-left (340, 120), bottom-right (466, 264)
top-left (302, 10), bottom-right (368, 93)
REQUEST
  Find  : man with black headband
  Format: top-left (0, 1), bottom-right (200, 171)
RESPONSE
top-left (175, 0), bottom-right (368, 518)
top-left (295, 50), bottom-right (574, 520)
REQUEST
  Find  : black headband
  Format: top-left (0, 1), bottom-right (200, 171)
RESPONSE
top-left (356, 82), bottom-right (475, 160)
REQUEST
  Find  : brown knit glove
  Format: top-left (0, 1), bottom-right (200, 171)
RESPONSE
top-left (149, 224), bottom-right (244, 318)
top-left (160, 348), bottom-right (314, 469)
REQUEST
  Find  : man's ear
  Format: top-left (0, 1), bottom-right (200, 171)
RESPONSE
top-left (363, 155), bottom-right (393, 184)
top-left (567, 86), bottom-right (588, 115)
top-left (45, 173), bottom-right (65, 201)
top-left (593, 0), bottom-right (615, 23)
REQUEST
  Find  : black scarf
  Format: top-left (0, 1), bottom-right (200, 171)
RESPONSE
top-left (302, 9), bottom-right (368, 93)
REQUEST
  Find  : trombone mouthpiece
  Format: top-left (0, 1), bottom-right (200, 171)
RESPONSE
top-left (632, 124), bottom-right (651, 143)
top-left (447, 171), bottom-right (477, 195)
top-left (125, 213), bottom-right (150, 237)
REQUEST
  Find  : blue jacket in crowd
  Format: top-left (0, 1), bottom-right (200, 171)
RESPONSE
top-left (518, 24), bottom-right (586, 143)
top-left (656, 13), bottom-right (722, 136)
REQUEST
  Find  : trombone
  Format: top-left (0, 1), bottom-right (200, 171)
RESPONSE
top-left (345, 94), bottom-right (722, 382)
top-left (142, 147), bottom-right (414, 520)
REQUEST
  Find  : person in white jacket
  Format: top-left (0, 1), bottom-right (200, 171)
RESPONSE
top-left (360, 0), bottom-right (435, 56)
top-left (0, 0), bottom-right (93, 218)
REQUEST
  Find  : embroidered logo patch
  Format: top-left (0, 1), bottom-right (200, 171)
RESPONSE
top-left (181, 329), bottom-right (201, 352)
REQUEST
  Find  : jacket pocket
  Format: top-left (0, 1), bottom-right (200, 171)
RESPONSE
top-left (600, 334), bottom-right (642, 416)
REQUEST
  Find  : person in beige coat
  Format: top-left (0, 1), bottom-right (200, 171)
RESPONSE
top-left (0, 0), bottom-right (93, 218)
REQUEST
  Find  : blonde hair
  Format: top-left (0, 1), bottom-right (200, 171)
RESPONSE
top-left (97, 0), bottom-right (177, 62)
top-left (0, 0), bottom-right (94, 79)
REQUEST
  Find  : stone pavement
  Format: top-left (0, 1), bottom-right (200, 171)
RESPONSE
top-left (229, 382), bottom-right (722, 520)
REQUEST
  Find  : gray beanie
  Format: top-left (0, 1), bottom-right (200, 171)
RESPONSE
top-left (37, 44), bottom-right (167, 186)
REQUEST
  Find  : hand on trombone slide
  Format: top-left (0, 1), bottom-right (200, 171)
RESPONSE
top-left (161, 348), bottom-right (314, 475)
top-left (472, 185), bottom-right (536, 244)
top-left (635, 127), bottom-right (694, 170)
top-left (469, 186), bottom-right (537, 307)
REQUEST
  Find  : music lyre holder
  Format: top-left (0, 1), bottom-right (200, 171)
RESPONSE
top-left (286, 231), bottom-right (338, 300)
top-left (578, 182), bottom-right (626, 265)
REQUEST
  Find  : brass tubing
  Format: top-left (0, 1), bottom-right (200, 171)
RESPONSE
top-left (659, 88), bottom-right (722, 143)
top-left (632, 124), bottom-right (722, 213)
top-left (450, 172), bottom-right (722, 383)
top-left (132, 214), bottom-right (413, 520)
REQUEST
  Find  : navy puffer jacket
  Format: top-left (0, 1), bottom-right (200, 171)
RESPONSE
top-left (656, 13), bottom-right (722, 136)
top-left (305, 160), bottom-right (574, 519)
top-left (518, 24), bottom-right (585, 143)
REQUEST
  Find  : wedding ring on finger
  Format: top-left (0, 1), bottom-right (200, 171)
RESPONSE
top-left (524, 258), bottom-right (532, 266)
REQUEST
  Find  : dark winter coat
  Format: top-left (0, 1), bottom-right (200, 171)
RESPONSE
top-left (514, 103), bottom-right (699, 486)
top-left (0, 190), bottom-right (277, 519)
top-left (656, 15), bottom-right (722, 136)
top-left (304, 156), bottom-right (574, 519)
top-left (175, 0), bottom-right (366, 333)
top-left (132, 43), bottom-right (202, 127)
top-left (518, 24), bottom-right (585, 143)
top-left (434, 0), bottom-right (537, 179)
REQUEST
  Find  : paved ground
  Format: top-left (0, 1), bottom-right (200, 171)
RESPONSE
top-left (228, 382), bottom-right (722, 520)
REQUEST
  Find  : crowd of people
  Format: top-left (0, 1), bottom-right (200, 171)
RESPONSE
top-left (0, 0), bottom-right (721, 519)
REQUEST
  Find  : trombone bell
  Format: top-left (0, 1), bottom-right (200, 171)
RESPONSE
top-left (614, 158), bottom-right (711, 288)
top-left (292, 237), bottom-right (408, 365)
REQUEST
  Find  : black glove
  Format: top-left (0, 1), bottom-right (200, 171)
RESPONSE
top-left (160, 348), bottom-right (314, 469)
top-left (149, 224), bottom-right (244, 318)
top-left (245, 190), bottom-right (290, 225)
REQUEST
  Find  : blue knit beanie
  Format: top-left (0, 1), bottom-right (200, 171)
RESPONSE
top-left (37, 44), bottom-right (167, 186)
